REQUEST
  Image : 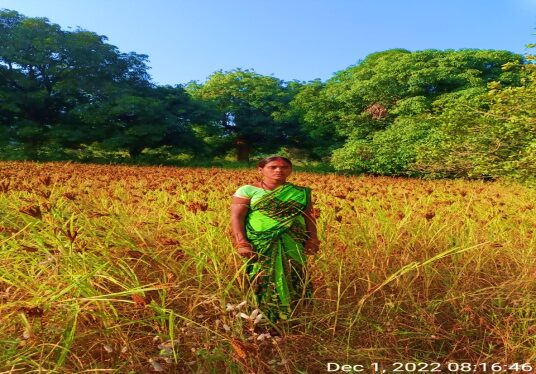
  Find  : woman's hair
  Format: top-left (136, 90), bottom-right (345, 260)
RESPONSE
top-left (257, 155), bottom-right (292, 168)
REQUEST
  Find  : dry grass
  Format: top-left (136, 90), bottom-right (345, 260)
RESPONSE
top-left (0, 161), bottom-right (534, 373)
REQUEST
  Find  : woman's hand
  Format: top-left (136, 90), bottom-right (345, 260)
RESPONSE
top-left (304, 237), bottom-right (320, 255)
top-left (236, 241), bottom-right (256, 259)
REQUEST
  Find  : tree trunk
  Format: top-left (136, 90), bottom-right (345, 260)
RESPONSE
top-left (128, 145), bottom-right (145, 158)
top-left (235, 138), bottom-right (250, 162)
top-left (23, 141), bottom-right (39, 160)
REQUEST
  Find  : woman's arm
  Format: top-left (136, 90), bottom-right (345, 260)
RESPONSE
top-left (230, 195), bottom-right (255, 258)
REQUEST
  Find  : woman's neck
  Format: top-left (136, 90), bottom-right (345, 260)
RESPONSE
top-left (261, 179), bottom-right (285, 190)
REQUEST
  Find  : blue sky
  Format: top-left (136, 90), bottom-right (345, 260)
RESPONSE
top-left (0, 0), bottom-right (535, 85)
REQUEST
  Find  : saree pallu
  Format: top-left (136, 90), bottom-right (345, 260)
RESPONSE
top-left (244, 182), bottom-right (313, 322)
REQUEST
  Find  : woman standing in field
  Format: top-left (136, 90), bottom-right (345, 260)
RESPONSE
top-left (230, 156), bottom-right (320, 322)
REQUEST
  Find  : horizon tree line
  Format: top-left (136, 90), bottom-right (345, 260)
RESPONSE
top-left (1, 9), bottom-right (534, 184)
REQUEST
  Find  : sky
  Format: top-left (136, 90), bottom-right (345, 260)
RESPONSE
top-left (0, 0), bottom-right (535, 86)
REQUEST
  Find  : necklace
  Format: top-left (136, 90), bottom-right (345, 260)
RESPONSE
top-left (260, 180), bottom-right (272, 191)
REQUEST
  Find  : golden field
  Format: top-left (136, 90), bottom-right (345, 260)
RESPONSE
top-left (0, 161), bottom-right (534, 373)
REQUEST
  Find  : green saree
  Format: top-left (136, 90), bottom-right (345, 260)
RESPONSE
top-left (244, 182), bottom-right (313, 322)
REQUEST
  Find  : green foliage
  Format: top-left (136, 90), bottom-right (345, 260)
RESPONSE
top-left (369, 116), bottom-right (435, 175)
top-left (408, 48), bottom-right (536, 185)
top-left (390, 96), bottom-right (431, 116)
top-left (409, 88), bottom-right (493, 178)
top-left (187, 69), bottom-right (301, 161)
top-left (0, 9), bottom-right (167, 159)
top-left (331, 138), bottom-right (373, 173)
top-left (0, 9), bottom-right (535, 183)
top-left (325, 47), bottom-right (533, 184)
top-left (289, 79), bottom-right (345, 159)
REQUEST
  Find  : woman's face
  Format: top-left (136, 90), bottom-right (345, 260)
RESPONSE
top-left (259, 159), bottom-right (292, 182)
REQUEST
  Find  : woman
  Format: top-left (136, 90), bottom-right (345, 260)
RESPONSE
top-left (230, 156), bottom-right (320, 322)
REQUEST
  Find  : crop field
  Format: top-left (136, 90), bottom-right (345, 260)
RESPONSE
top-left (0, 161), bottom-right (534, 373)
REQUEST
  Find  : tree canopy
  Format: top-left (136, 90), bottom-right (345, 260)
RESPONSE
top-left (187, 69), bottom-right (302, 161)
top-left (1, 9), bottom-right (534, 185)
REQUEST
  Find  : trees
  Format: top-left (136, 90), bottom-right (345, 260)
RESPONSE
top-left (72, 84), bottom-right (205, 158)
top-left (316, 49), bottom-right (525, 175)
top-left (410, 47), bottom-right (535, 183)
top-left (288, 79), bottom-right (345, 159)
top-left (1, 8), bottom-right (534, 180)
top-left (485, 60), bottom-right (535, 183)
top-left (0, 9), bottom-right (154, 158)
top-left (188, 69), bottom-right (299, 162)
